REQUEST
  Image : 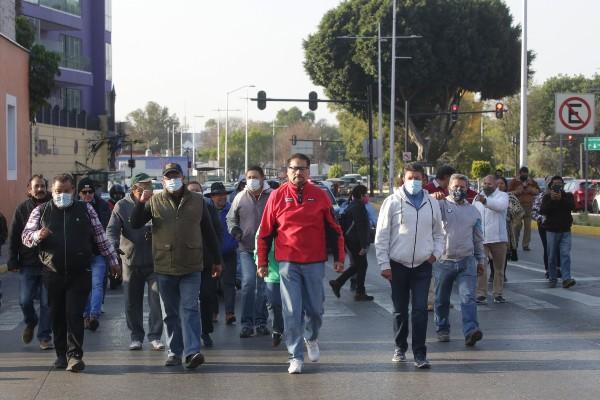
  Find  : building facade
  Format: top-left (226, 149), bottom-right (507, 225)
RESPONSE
top-left (0, 30), bottom-right (30, 222)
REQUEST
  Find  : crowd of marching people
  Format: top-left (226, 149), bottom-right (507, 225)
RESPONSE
top-left (0, 153), bottom-right (577, 374)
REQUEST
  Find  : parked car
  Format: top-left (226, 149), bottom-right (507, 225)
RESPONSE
top-left (314, 181), bottom-right (340, 219)
top-left (339, 176), bottom-right (360, 195)
top-left (562, 179), bottom-right (599, 212)
top-left (593, 191), bottom-right (600, 214)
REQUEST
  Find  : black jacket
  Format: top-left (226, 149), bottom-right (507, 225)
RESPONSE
top-left (0, 211), bottom-right (7, 256)
top-left (341, 199), bottom-right (370, 251)
top-left (89, 195), bottom-right (111, 230)
top-left (540, 191), bottom-right (574, 233)
top-left (203, 202), bottom-right (223, 269)
top-left (8, 196), bottom-right (51, 269)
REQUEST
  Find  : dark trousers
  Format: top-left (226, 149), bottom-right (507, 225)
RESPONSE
top-left (200, 267), bottom-right (218, 334)
top-left (220, 251), bottom-right (237, 314)
top-left (44, 270), bottom-right (91, 359)
top-left (538, 225), bottom-right (560, 271)
top-left (335, 243), bottom-right (368, 294)
top-left (124, 267), bottom-right (162, 342)
top-left (390, 260), bottom-right (432, 358)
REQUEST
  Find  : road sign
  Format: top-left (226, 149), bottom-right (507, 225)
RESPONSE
top-left (402, 151), bottom-right (412, 162)
top-left (585, 137), bottom-right (600, 151)
top-left (555, 93), bottom-right (595, 134)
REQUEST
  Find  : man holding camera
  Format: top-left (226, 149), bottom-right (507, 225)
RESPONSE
top-left (508, 166), bottom-right (540, 251)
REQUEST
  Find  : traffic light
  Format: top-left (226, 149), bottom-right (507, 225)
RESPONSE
top-left (567, 134), bottom-right (574, 142)
top-left (127, 159), bottom-right (136, 168)
top-left (257, 90), bottom-right (267, 110)
top-left (308, 91), bottom-right (318, 111)
top-left (292, 135), bottom-right (297, 145)
top-left (495, 102), bottom-right (504, 119)
top-left (450, 103), bottom-right (459, 122)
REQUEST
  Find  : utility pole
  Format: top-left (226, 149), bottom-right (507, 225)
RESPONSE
top-left (519, 0), bottom-right (528, 168)
top-left (389, 0), bottom-right (397, 194)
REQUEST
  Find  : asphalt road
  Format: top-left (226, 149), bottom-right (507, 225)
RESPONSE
top-left (0, 232), bottom-right (599, 400)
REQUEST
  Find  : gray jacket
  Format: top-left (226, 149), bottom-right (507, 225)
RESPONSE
top-left (226, 186), bottom-right (272, 252)
top-left (106, 193), bottom-right (153, 275)
top-left (438, 197), bottom-right (485, 264)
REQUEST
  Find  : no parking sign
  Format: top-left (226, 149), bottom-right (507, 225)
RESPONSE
top-left (555, 93), bottom-right (595, 134)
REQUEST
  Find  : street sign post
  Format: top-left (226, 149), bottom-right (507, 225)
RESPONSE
top-left (585, 137), bottom-right (600, 151)
top-left (402, 152), bottom-right (412, 162)
top-left (555, 93), bottom-right (595, 134)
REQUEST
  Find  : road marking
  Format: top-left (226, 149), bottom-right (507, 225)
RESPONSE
top-left (502, 289), bottom-right (559, 310)
top-left (508, 261), bottom-right (546, 274)
top-left (0, 304), bottom-right (22, 331)
top-left (536, 289), bottom-right (600, 306)
top-left (324, 297), bottom-right (356, 317)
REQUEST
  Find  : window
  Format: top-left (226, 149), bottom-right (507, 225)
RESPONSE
top-left (61, 88), bottom-right (81, 112)
top-left (39, 0), bottom-right (81, 16)
top-left (105, 0), bottom-right (112, 32)
top-left (60, 34), bottom-right (88, 70)
top-left (6, 95), bottom-right (17, 181)
top-left (105, 43), bottom-right (112, 81)
top-left (37, 139), bottom-right (50, 155)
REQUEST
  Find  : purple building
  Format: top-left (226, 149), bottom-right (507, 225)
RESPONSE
top-left (20, 0), bottom-right (112, 128)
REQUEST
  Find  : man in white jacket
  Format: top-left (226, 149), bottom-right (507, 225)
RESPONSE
top-left (375, 163), bottom-right (444, 369)
top-left (473, 175), bottom-right (509, 304)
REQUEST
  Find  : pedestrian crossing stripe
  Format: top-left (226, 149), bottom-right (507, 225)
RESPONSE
top-left (536, 289), bottom-right (600, 306)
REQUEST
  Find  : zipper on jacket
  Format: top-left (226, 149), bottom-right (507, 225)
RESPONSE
top-left (411, 206), bottom-right (419, 268)
top-left (63, 208), bottom-right (67, 276)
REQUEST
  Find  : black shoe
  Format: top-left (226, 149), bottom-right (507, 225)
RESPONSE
top-left (437, 331), bottom-right (450, 342)
top-left (239, 327), bottom-right (253, 338)
top-left (562, 278), bottom-right (576, 288)
top-left (545, 271), bottom-right (549, 279)
top-left (476, 296), bottom-right (488, 305)
top-left (201, 333), bottom-right (213, 348)
top-left (272, 332), bottom-right (282, 347)
top-left (22, 322), bottom-right (36, 344)
top-left (185, 353), bottom-right (205, 369)
top-left (165, 355), bottom-right (182, 367)
top-left (523, 247), bottom-right (531, 251)
top-left (349, 278), bottom-right (357, 292)
top-left (255, 325), bottom-right (270, 336)
top-left (510, 249), bottom-right (518, 261)
top-left (66, 357), bottom-right (85, 373)
top-left (88, 318), bottom-right (99, 332)
top-left (549, 279), bottom-right (557, 288)
top-left (329, 280), bottom-right (341, 298)
top-left (354, 293), bottom-right (374, 301)
top-left (414, 356), bottom-right (431, 369)
top-left (53, 355), bottom-right (67, 369)
top-left (493, 296), bottom-right (507, 304)
top-left (465, 329), bottom-right (483, 347)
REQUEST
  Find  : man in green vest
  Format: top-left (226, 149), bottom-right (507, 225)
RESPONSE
top-left (131, 163), bottom-right (222, 369)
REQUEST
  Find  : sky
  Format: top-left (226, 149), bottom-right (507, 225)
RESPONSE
top-left (112, 0), bottom-right (600, 129)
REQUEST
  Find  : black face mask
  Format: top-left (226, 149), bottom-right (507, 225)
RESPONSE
top-left (520, 175), bottom-right (528, 182)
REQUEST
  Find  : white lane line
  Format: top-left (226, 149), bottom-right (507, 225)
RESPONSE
top-left (508, 261), bottom-right (546, 274)
top-left (502, 289), bottom-right (559, 310)
top-left (535, 289), bottom-right (600, 306)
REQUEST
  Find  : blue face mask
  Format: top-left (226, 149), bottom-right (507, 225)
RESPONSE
top-left (165, 178), bottom-right (183, 193)
top-left (53, 193), bottom-right (73, 208)
top-left (404, 179), bottom-right (422, 195)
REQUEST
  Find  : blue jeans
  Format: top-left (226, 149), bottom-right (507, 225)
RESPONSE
top-left (279, 262), bottom-right (325, 361)
top-left (156, 272), bottom-right (202, 358)
top-left (239, 250), bottom-right (267, 329)
top-left (547, 231), bottom-right (572, 281)
top-left (265, 282), bottom-right (284, 334)
top-left (390, 260), bottom-right (431, 358)
top-left (19, 266), bottom-right (52, 341)
top-left (83, 255), bottom-right (106, 318)
top-left (434, 257), bottom-right (479, 337)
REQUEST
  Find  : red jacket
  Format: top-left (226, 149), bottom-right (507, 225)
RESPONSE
top-left (424, 179), bottom-right (447, 196)
top-left (257, 182), bottom-right (345, 267)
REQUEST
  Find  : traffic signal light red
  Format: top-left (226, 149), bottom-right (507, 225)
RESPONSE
top-left (450, 104), bottom-right (459, 122)
top-left (567, 134), bottom-right (574, 141)
top-left (495, 102), bottom-right (504, 119)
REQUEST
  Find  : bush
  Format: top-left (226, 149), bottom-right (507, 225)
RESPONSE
top-left (328, 164), bottom-right (343, 178)
top-left (471, 160), bottom-right (492, 179)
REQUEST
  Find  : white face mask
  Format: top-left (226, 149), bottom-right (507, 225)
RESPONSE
top-left (247, 178), bottom-right (262, 192)
top-left (53, 193), bottom-right (73, 208)
top-left (165, 178), bottom-right (183, 193)
top-left (404, 179), bottom-right (423, 195)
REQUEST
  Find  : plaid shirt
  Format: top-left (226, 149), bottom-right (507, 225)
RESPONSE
top-left (22, 201), bottom-right (119, 266)
top-left (531, 192), bottom-right (545, 224)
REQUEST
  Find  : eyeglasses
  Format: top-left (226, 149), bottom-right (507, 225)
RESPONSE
top-left (80, 190), bottom-right (94, 195)
top-left (288, 166), bottom-right (309, 172)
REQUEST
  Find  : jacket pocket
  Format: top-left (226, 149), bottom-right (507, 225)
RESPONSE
top-left (153, 243), bottom-right (172, 266)
top-left (184, 242), bottom-right (203, 266)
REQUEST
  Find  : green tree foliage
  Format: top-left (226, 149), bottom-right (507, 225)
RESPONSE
top-left (15, 16), bottom-right (61, 119)
top-left (471, 160), bottom-right (492, 179)
top-left (328, 164), bottom-right (343, 178)
top-left (125, 102), bottom-right (180, 152)
top-left (304, 0), bottom-right (529, 161)
top-left (275, 107), bottom-right (315, 127)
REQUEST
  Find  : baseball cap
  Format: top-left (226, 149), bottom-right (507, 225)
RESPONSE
top-left (162, 163), bottom-right (183, 176)
top-left (131, 173), bottom-right (152, 186)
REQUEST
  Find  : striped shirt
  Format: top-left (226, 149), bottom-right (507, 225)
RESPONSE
top-left (22, 201), bottom-right (119, 267)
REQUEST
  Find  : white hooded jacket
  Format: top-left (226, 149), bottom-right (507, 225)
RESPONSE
top-left (473, 188), bottom-right (509, 244)
top-left (375, 187), bottom-right (444, 270)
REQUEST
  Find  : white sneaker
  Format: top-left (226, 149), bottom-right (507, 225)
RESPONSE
top-left (305, 339), bottom-right (320, 362)
top-left (129, 340), bottom-right (142, 350)
top-left (150, 340), bottom-right (165, 351)
top-left (288, 358), bottom-right (303, 374)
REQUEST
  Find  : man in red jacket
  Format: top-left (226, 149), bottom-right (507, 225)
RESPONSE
top-left (257, 153), bottom-right (345, 374)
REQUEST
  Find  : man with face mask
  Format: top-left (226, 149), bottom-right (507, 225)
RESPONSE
top-left (375, 163), bottom-right (444, 369)
top-left (131, 163), bottom-right (222, 369)
top-left (22, 174), bottom-right (121, 372)
top-left (434, 174), bottom-right (485, 346)
top-left (474, 175), bottom-right (509, 304)
top-left (226, 166), bottom-right (272, 338)
top-left (508, 166), bottom-right (540, 251)
top-left (8, 175), bottom-right (53, 350)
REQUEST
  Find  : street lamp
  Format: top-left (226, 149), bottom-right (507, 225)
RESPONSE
top-left (193, 115), bottom-right (205, 175)
top-left (213, 108), bottom-right (240, 177)
top-left (225, 84), bottom-right (254, 181)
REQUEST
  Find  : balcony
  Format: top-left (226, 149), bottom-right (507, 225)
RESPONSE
top-left (38, 39), bottom-right (91, 72)
top-left (39, 0), bottom-right (81, 17)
